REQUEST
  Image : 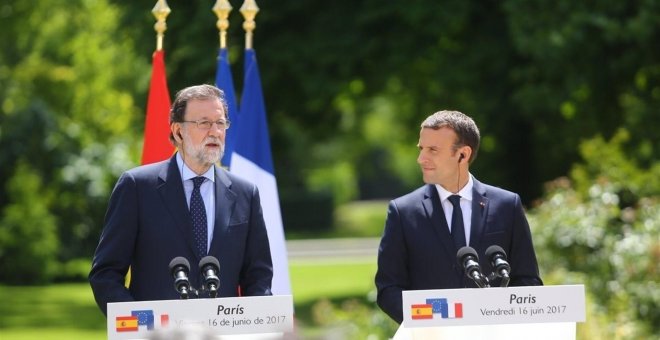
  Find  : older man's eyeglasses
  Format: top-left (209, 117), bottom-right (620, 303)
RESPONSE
top-left (181, 119), bottom-right (231, 130)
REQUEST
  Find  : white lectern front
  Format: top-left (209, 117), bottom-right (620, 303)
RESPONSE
top-left (394, 285), bottom-right (585, 340)
top-left (107, 295), bottom-right (293, 340)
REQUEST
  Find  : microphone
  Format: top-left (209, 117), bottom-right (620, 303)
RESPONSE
top-left (199, 256), bottom-right (220, 298)
top-left (169, 257), bottom-right (191, 299)
top-left (456, 246), bottom-right (489, 288)
top-left (486, 245), bottom-right (511, 287)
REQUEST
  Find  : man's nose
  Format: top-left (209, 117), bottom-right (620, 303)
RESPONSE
top-left (417, 152), bottom-right (425, 164)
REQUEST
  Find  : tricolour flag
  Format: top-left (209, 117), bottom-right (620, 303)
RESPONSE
top-left (411, 304), bottom-right (434, 320)
top-left (231, 48), bottom-right (291, 295)
top-left (116, 316), bottom-right (138, 332)
top-left (215, 48), bottom-right (239, 168)
top-left (141, 50), bottom-right (173, 165)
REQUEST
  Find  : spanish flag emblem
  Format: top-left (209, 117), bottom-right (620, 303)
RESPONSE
top-left (116, 316), bottom-right (139, 332)
top-left (411, 304), bottom-right (433, 319)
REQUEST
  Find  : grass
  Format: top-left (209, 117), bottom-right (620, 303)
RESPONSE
top-left (289, 258), bottom-right (380, 333)
top-left (0, 260), bottom-right (381, 339)
top-left (290, 259), bottom-right (376, 304)
top-left (0, 283), bottom-right (106, 340)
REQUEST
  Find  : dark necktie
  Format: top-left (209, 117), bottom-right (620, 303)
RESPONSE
top-left (190, 176), bottom-right (207, 259)
top-left (448, 194), bottom-right (466, 249)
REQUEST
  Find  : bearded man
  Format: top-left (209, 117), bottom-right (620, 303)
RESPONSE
top-left (89, 84), bottom-right (273, 315)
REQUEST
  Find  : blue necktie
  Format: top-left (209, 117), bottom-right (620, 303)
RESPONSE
top-left (190, 176), bottom-right (207, 259)
top-left (448, 195), bottom-right (466, 249)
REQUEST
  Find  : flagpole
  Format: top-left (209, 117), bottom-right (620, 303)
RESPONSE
top-left (213, 0), bottom-right (232, 49)
top-left (240, 0), bottom-right (259, 50)
top-left (141, 0), bottom-right (174, 165)
top-left (235, 0), bottom-right (293, 296)
top-left (214, 0), bottom-right (239, 168)
top-left (152, 0), bottom-right (171, 51)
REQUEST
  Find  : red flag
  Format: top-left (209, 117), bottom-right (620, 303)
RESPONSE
top-left (141, 50), bottom-right (173, 165)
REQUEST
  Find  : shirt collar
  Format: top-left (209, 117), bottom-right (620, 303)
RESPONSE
top-left (176, 152), bottom-right (215, 182)
top-left (435, 174), bottom-right (474, 202)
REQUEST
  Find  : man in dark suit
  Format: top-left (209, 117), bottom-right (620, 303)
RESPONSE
top-left (375, 110), bottom-right (542, 323)
top-left (89, 84), bottom-right (272, 315)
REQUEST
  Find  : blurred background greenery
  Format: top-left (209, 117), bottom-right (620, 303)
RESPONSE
top-left (0, 0), bottom-right (658, 339)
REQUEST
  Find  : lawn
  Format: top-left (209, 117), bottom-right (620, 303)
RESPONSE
top-left (290, 259), bottom-right (376, 304)
top-left (0, 259), bottom-right (383, 339)
top-left (0, 283), bottom-right (107, 340)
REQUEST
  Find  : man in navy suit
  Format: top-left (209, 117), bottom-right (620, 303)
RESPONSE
top-left (375, 110), bottom-right (542, 323)
top-left (89, 84), bottom-right (272, 315)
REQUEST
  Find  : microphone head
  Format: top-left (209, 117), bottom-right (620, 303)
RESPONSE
top-left (199, 256), bottom-right (220, 272)
top-left (456, 246), bottom-right (479, 266)
top-left (169, 256), bottom-right (190, 275)
top-left (199, 256), bottom-right (220, 296)
top-left (485, 245), bottom-right (507, 262)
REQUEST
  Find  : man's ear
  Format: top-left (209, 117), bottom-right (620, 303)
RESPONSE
top-left (171, 123), bottom-right (183, 142)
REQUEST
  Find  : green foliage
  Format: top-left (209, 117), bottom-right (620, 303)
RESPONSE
top-left (56, 258), bottom-right (94, 283)
top-left (289, 260), bottom-right (399, 339)
top-left (571, 128), bottom-right (660, 199)
top-left (247, 0), bottom-right (660, 205)
top-left (285, 200), bottom-right (388, 239)
top-left (529, 133), bottom-right (659, 338)
top-left (1, 0), bottom-right (659, 299)
top-left (333, 200), bottom-right (388, 238)
top-left (0, 0), bottom-right (146, 283)
top-left (309, 297), bottom-right (399, 339)
top-left (503, 0), bottom-right (660, 190)
top-left (0, 162), bottom-right (58, 284)
top-left (280, 189), bottom-right (334, 234)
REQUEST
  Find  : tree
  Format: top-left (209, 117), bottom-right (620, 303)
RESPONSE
top-left (529, 131), bottom-right (659, 338)
top-left (0, 161), bottom-right (58, 284)
top-left (0, 0), bottom-right (147, 282)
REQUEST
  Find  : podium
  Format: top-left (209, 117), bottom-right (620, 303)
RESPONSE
top-left (107, 295), bottom-right (294, 339)
top-left (394, 285), bottom-right (585, 340)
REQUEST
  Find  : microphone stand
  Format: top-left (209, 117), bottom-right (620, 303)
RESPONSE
top-left (487, 271), bottom-right (509, 287)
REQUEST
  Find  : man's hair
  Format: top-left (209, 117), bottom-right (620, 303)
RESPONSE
top-left (421, 110), bottom-right (480, 163)
top-left (169, 84), bottom-right (228, 144)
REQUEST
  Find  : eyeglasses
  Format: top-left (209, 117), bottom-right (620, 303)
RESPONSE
top-left (181, 119), bottom-right (231, 130)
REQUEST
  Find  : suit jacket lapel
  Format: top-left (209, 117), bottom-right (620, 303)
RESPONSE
top-left (421, 185), bottom-right (456, 259)
top-left (469, 178), bottom-right (489, 248)
top-left (158, 154), bottom-right (198, 258)
top-left (208, 166), bottom-right (237, 256)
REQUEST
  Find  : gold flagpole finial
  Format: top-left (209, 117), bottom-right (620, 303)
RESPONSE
top-left (152, 0), bottom-right (172, 51)
top-left (240, 0), bottom-right (259, 50)
top-left (213, 0), bottom-right (233, 49)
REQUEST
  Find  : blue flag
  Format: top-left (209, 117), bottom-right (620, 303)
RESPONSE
top-left (231, 48), bottom-right (291, 295)
top-left (215, 48), bottom-right (239, 168)
top-left (234, 49), bottom-right (274, 173)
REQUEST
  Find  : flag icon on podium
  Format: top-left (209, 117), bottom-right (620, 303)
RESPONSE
top-left (132, 310), bottom-right (155, 330)
top-left (115, 316), bottom-right (138, 332)
top-left (411, 304), bottom-right (434, 319)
